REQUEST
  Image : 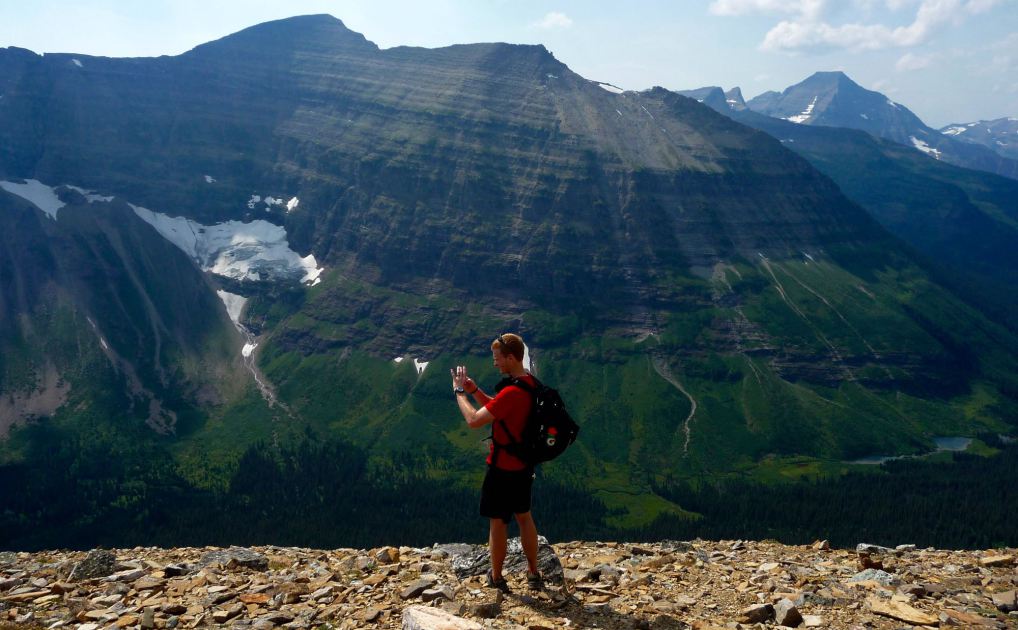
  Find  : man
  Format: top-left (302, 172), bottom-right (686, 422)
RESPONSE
top-left (451, 333), bottom-right (542, 593)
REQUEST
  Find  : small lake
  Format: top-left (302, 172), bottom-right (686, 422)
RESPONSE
top-left (847, 436), bottom-right (972, 465)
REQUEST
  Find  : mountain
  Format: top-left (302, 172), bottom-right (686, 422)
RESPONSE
top-left (1, 16), bottom-right (1017, 542)
top-left (680, 86), bottom-right (1018, 331)
top-left (745, 72), bottom-right (1018, 180)
top-left (941, 117), bottom-right (1018, 161)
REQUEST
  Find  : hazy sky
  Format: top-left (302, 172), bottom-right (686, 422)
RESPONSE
top-left (1, 0), bottom-right (1015, 127)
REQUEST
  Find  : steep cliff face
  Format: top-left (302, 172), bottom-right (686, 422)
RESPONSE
top-left (0, 188), bottom-right (247, 434)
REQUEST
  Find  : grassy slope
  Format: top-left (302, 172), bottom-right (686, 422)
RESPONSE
top-left (203, 248), bottom-right (1018, 528)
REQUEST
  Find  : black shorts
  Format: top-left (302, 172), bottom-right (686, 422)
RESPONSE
top-left (479, 466), bottom-right (535, 523)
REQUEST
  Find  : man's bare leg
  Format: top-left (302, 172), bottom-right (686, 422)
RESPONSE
top-left (515, 511), bottom-right (540, 574)
top-left (489, 518), bottom-right (509, 580)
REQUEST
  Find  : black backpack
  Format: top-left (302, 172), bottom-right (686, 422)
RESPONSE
top-left (491, 375), bottom-right (579, 466)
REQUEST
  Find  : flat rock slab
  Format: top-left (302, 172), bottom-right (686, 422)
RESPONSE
top-left (867, 596), bottom-right (938, 626)
top-left (443, 536), bottom-right (563, 583)
top-left (197, 547), bottom-right (268, 571)
top-left (402, 605), bottom-right (482, 630)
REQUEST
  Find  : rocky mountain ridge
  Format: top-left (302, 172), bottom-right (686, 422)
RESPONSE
top-left (1, 539), bottom-right (1016, 629)
top-left (742, 72), bottom-right (1018, 181)
top-left (941, 118), bottom-right (1018, 161)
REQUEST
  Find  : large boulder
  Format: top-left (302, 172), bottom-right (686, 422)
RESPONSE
top-left (68, 550), bottom-right (116, 582)
top-left (402, 605), bottom-right (481, 630)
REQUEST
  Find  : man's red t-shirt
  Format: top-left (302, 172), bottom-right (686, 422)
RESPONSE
top-left (483, 375), bottom-right (535, 471)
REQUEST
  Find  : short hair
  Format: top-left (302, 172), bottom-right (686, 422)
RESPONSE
top-left (492, 333), bottom-right (525, 362)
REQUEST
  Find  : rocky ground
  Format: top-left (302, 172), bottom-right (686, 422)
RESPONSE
top-left (1, 538), bottom-right (1015, 629)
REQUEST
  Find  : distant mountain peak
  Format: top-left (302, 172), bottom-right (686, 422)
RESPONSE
top-left (188, 13), bottom-right (378, 58)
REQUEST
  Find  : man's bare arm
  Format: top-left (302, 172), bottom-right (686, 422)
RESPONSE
top-left (456, 393), bottom-right (495, 429)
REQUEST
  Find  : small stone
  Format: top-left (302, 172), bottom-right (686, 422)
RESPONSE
top-left (401, 577), bottom-right (437, 600)
top-left (374, 546), bottom-right (400, 564)
top-left (160, 603), bottom-right (187, 615)
top-left (140, 607), bottom-right (156, 629)
top-left (992, 589), bottom-right (1017, 612)
top-left (467, 601), bottom-right (499, 619)
top-left (848, 568), bottom-right (900, 587)
top-left (981, 555), bottom-right (1015, 567)
top-left (811, 540), bottom-right (830, 551)
top-left (737, 603), bottom-right (775, 624)
top-left (801, 615), bottom-right (823, 627)
top-left (774, 598), bottom-right (803, 627)
top-left (421, 585), bottom-right (455, 602)
top-left (362, 606), bottom-right (383, 622)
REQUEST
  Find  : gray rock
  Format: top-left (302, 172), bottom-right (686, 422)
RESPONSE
top-left (856, 543), bottom-right (895, 555)
top-left (0, 551), bottom-right (16, 566)
top-left (738, 603), bottom-right (775, 624)
top-left (421, 585), bottom-right (455, 602)
top-left (466, 601), bottom-right (499, 618)
top-left (848, 568), bottom-right (900, 586)
top-left (400, 577), bottom-right (438, 600)
top-left (198, 547), bottom-right (268, 571)
top-left (658, 540), bottom-right (695, 552)
top-left (446, 536), bottom-right (563, 583)
top-left (774, 598), bottom-right (803, 627)
top-left (68, 549), bottom-right (117, 582)
top-left (140, 607), bottom-right (155, 629)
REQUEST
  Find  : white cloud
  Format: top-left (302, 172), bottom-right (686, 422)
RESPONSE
top-left (711, 0), bottom-right (1004, 52)
top-left (895, 51), bottom-right (932, 70)
top-left (532, 11), bottom-right (573, 29)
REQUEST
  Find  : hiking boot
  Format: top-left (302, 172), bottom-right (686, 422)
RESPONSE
top-left (486, 570), bottom-right (511, 594)
top-left (526, 571), bottom-right (544, 590)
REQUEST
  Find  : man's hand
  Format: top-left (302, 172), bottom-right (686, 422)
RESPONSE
top-left (451, 365), bottom-right (468, 390)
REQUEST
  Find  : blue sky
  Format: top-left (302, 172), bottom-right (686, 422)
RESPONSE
top-left (1, 0), bottom-right (1014, 127)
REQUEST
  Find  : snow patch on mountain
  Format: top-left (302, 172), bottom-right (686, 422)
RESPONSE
top-left (71, 59), bottom-right (82, 68)
top-left (286, 197), bottom-right (299, 212)
top-left (216, 290), bottom-right (247, 327)
top-left (785, 96), bottom-right (818, 124)
top-left (131, 205), bottom-right (323, 284)
top-left (942, 126), bottom-right (968, 136)
top-left (0, 179), bottom-right (66, 219)
top-left (413, 359), bottom-right (429, 375)
top-left (204, 175), bottom-right (216, 183)
top-left (594, 81), bottom-right (625, 95)
top-left (910, 136), bottom-right (942, 160)
top-left (64, 185), bottom-right (114, 203)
